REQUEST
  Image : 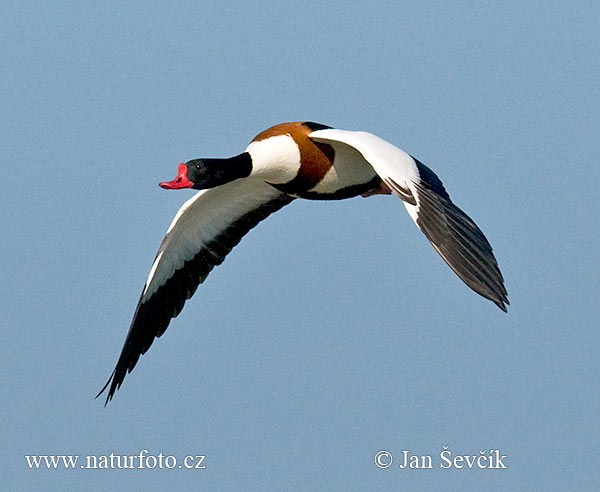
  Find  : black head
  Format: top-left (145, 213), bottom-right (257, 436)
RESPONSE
top-left (160, 153), bottom-right (252, 190)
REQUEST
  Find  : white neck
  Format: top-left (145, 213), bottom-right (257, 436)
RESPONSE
top-left (245, 135), bottom-right (302, 184)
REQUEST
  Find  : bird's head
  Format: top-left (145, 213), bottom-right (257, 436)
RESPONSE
top-left (159, 154), bottom-right (252, 190)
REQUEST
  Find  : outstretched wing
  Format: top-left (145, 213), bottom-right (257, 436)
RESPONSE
top-left (98, 179), bottom-right (294, 403)
top-left (309, 129), bottom-right (508, 311)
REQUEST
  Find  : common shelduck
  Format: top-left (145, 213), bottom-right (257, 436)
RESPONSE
top-left (98, 121), bottom-right (508, 403)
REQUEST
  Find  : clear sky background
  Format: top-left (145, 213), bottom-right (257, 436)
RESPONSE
top-left (2, 1), bottom-right (598, 490)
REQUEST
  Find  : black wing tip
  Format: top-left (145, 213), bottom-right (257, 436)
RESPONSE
top-left (479, 266), bottom-right (509, 312)
top-left (464, 261), bottom-right (510, 312)
top-left (492, 295), bottom-right (510, 312)
top-left (96, 365), bottom-right (129, 406)
top-left (96, 370), bottom-right (117, 406)
top-left (412, 172), bottom-right (510, 313)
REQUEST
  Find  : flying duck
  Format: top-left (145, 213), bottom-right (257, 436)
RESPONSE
top-left (98, 121), bottom-right (508, 403)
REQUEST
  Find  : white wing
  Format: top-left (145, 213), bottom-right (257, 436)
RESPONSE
top-left (98, 178), bottom-right (294, 403)
top-left (310, 128), bottom-right (508, 311)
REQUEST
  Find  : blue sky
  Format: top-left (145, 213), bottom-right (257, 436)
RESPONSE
top-left (2, 1), bottom-right (598, 490)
